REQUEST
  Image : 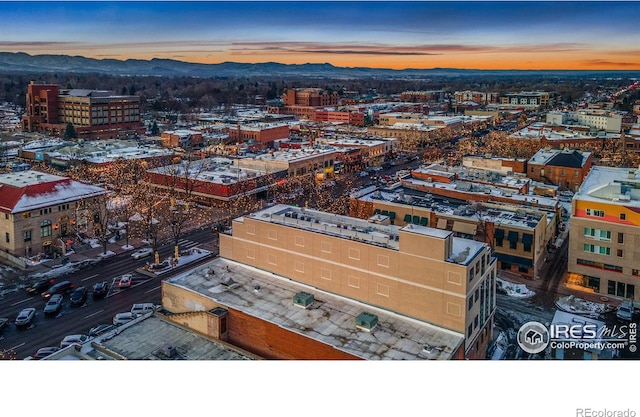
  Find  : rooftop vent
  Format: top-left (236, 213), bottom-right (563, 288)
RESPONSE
top-left (355, 312), bottom-right (378, 332)
top-left (293, 291), bottom-right (315, 309)
top-left (160, 343), bottom-right (177, 358)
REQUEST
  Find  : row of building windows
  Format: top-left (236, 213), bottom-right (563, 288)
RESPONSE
top-left (589, 276), bottom-right (637, 299)
top-left (576, 258), bottom-right (623, 273)
top-left (584, 228), bottom-right (625, 243)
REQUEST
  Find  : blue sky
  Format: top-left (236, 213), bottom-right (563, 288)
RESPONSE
top-left (1, 1), bottom-right (639, 69)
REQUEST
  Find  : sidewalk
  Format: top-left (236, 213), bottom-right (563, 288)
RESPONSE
top-left (498, 269), bottom-right (621, 307)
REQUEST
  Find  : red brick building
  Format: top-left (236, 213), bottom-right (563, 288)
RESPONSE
top-left (22, 82), bottom-right (145, 139)
top-left (528, 148), bottom-right (593, 192)
top-left (228, 123), bottom-right (290, 151)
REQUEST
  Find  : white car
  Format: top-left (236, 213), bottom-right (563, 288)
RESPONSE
top-left (131, 247), bottom-right (153, 260)
top-left (113, 312), bottom-right (137, 326)
top-left (60, 334), bottom-right (90, 348)
top-left (117, 274), bottom-right (133, 288)
top-left (15, 307), bottom-right (36, 327)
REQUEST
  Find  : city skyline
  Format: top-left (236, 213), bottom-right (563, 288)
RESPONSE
top-left (1, 1), bottom-right (639, 70)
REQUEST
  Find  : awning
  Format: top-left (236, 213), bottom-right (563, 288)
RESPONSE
top-left (436, 218), bottom-right (447, 229)
top-left (507, 231), bottom-right (519, 242)
top-left (522, 233), bottom-right (534, 244)
top-left (453, 221), bottom-right (477, 235)
top-left (494, 228), bottom-right (505, 239)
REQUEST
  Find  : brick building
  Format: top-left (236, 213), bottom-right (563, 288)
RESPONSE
top-left (22, 82), bottom-right (145, 139)
top-left (527, 148), bottom-right (593, 192)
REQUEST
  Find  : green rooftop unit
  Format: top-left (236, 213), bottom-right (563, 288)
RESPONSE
top-left (355, 312), bottom-right (378, 331)
top-left (293, 291), bottom-right (315, 309)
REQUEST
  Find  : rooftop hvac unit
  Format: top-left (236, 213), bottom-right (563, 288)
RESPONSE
top-left (355, 312), bottom-right (378, 332)
top-left (293, 291), bottom-right (315, 309)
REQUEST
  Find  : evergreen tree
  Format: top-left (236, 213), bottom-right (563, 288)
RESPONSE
top-left (63, 122), bottom-right (77, 140)
top-left (150, 121), bottom-right (160, 135)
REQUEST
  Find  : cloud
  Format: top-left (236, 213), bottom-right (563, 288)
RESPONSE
top-left (581, 59), bottom-right (640, 68)
top-left (226, 41), bottom-right (589, 56)
top-left (0, 41), bottom-right (84, 48)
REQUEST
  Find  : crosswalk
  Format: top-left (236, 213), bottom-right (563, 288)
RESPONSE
top-left (176, 239), bottom-right (200, 250)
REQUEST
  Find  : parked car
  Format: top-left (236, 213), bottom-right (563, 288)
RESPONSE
top-left (117, 274), bottom-right (133, 288)
top-left (131, 303), bottom-right (157, 316)
top-left (42, 280), bottom-right (74, 299)
top-left (113, 312), bottom-right (137, 326)
top-left (131, 247), bottom-right (153, 260)
top-left (616, 300), bottom-right (635, 321)
top-left (89, 324), bottom-right (116, 337)
top-left (15, 307), bottom-right (36, 327)
top-left (92, 281), bottom-right (109, 299)
top-left (60, 334), bottom-right (90, 348)
top-left (69, 286), bottom-right (88, 306)
top-left (26, 278), bottom-right (55, 295)
top-left (43, 294), bottom-right (64, 316)
top-left (33, 347), bottom-right (60, 360)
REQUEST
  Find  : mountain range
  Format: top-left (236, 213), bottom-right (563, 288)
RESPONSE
top-left (1, 52), bottom-right (639, 79)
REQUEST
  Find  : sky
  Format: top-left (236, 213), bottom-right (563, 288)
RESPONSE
top-left (1, 1), bottom-right (640, 70)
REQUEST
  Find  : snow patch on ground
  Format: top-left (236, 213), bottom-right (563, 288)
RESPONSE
top-left (496, 277), bottom-right (536, 298)
top-left (554, 295), bottom-right (615, 319)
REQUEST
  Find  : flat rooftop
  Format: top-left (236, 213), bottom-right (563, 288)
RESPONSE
top-left (166, 257), bottom-right (465, 360)
top-left (243, 204), bottom-right (485, 265)
top-left (356, 186), bottom-right (549, 230)
top-left (45, 315), bottom-right (255, 360)
top-left (576, 166), bottom-right (640, 207)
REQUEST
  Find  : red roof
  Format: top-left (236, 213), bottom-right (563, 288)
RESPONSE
top-left (0, 178), bottom-right (72, 213)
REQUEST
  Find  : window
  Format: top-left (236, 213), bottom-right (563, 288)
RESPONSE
top-left (620, 213), bottom-right (627, 221)
top-left (599, 230), bottom-right (611, 241)
top-left (524, 243), bottom-right (532, 252)
top-left (22, 212), bottom-right (31, 219)
top-left (5, 232), bottom-right (9, 243)
top-left (40, 220), bottom-right (52, 237)
top-left (509, 240), bottom-right (517, 250)
top-left (496, 238), bottom-right (503, 247)
top-left (617, 249), bottom-right (623, 258)
top-left (584, 227), bottom-right (595, 237)
top-left (618, 233), bottom-right (624, 244)
top-left (468, 324), bottom-right (473, 337)
top-left (474, 315), bottom-right (479, 329)
top-left (23, 230), bottom-right (31, 242)
top-left (586, 209), bottom-right (605, 217)
top-left (610, 281), bottom-right (636, 299)
top-left (468, 297), bottom-right (474, 311)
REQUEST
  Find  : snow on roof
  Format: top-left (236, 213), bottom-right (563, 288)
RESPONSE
top-left (0, 170), bottom-right (108, 214)
top-left (576, 166), bottom-right (640, 207)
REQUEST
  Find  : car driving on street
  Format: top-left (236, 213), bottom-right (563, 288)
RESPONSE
top-left (43, 294), bottom-right (64, 316)
top-left (15, 308), bottom-right (36, 327)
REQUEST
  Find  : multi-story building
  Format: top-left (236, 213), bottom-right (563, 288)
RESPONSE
top-left (399, 90), bottom-right (445, 102)
top-left (454, 91), bottom-right (499, 106)
top-left (21, 82), bottom-right (145, 139)
top-left (568, 166), bottom-right (640, 300)
top-left (160, 130), bottom-right (203, 149)
top-left (527, 148), bottom-right (593, 192)
top-left (546, 110), bottom-right (624, 133)
top-left (282, 88), bottom-right (339, 107)
top-left (214, 204), bottom-right (497, 359)
top-left (622, 124), bottom-right (640, 153)
top-left (350, 176), bottom-right (554, 279)
top-left (227, 123), bottom-right (290, 151)
top-left (499, 92), bottom-right (553, 109)
top-left (0, 170), bottom-right (108, 263)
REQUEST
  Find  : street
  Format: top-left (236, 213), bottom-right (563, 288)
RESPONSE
top-left (0, 227), bottom-right (216, 359)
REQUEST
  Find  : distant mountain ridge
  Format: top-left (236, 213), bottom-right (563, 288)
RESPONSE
top-left (1, 52), bottom-right (639, 79)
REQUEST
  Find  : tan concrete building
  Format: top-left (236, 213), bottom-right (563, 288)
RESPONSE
top-left (0, 170), bottom-right (108, 263)
top-left (217, 204), bottom-right (497, 358)
top-left (568, 166), bottom-right (640, 300)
